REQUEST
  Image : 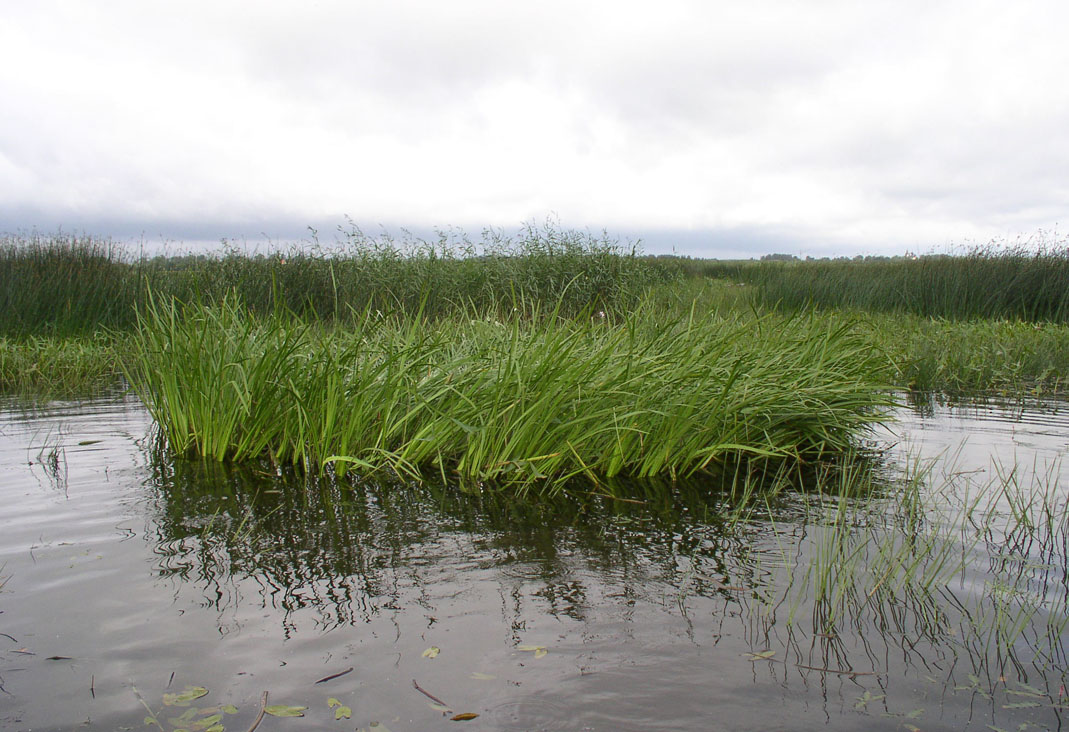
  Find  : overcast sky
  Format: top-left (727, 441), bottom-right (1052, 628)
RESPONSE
top-left (2, 1), bottom-right (1067, 257)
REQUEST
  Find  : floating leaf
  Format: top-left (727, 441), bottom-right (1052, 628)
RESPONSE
top-left (220, 705), bottom-right (238, 715)
top-left (470, 672), bottom-right (496, 680)
top-left (78, 440), bottom-right (102, 446)
top-left (264, 705), bottom-right (307, 717)
top-left (451, 712), bottom-right (479, 721)
top-left (194, 713), bottom-right (222, 729)
top-left (168, 708), bottom-right (198, 725)
top-left (517, 645), bottom-right (547, 657)
top-left (422, 646), bottom-right (440, 658)
top-left (1002, 701), bottom-right (1041, 709)
top-left (328, 698), bottom-right (342, 708)
top-left (335, 705), bottom-right (352, 720)
top-left (905, 708), bottom-right (925, 719)
top-left (205, 726), bottom-right (224, 732)
top-left (144, 715), bottom-right (159, 726)
top-left (746, 650), bottom-right (776, 660)
top-left (428, 703), bottom-right (452, 713)
top-left (163, 686), bottom-right (209, 707)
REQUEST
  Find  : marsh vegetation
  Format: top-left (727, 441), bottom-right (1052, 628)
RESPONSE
top-left (1, 228), bottom-right (1067, 730)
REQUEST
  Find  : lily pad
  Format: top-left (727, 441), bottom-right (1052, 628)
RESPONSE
top-left (327, 699), bottom-right (352, 720)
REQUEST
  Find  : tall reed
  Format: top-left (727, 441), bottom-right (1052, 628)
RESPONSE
top-left (722, 239), bottom-right (1069, 322)
top-left (1, 224), bottom-right (679, 337)
top-left (0, 233), bottom-right (144, 337)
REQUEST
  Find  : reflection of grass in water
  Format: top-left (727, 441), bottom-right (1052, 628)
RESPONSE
top-left (143, 437), bottom-right (1067, 724)
top-left (740, 449), bottom-right (1069, 689)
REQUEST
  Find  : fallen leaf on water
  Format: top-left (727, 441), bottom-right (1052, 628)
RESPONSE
top-left (422, 646), bottom-right (440, 658)
top-left (517, 645), bottom-right (547, 658)
top-left (78, 440), bottom-right (102, 446)
top-left (470, 672), bottom-right (496, 680)
top-left (264, 705), bottom-right (307, 717)
top-left (451, 712), bottom-right (479, 721)
top-left (428, 703), bottom-right (452, 713)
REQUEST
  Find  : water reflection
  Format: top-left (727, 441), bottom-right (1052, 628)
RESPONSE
top-left (142, 451), bottom-right (892, 634)
top-left (4, 394), bottom-right (1065, 731)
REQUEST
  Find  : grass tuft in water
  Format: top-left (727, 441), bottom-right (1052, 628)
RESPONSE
top-left (128, 295), bottom-right (893, 489)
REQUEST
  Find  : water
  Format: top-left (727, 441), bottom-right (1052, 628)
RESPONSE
top-left (0, 395), bottom-right (1066, 731)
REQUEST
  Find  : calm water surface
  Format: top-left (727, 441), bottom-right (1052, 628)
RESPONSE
top-left (0, 394), bottom-right (1066, 731)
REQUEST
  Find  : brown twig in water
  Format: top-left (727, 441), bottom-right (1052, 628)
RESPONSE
top-left (412, 679), bottom-right (451, 713)
top-left (244, 691), bottom-right (269, 732)
top-left (0, 633), bottom-right (17, 643)
top-left (315, 666), bottom-right (353, 684)
top-left (90, 674), bottom-right (95, 698)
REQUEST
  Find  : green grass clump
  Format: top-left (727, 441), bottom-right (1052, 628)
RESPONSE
top-left (730, 240), bottom-right (1069, 323)
top-left (127, 295), bottom-right (893, 490)
top-left (873, 315), bottom-right (1069, 395)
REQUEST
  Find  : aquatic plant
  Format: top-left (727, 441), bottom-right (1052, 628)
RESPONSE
top-left (128, 295), bottom-right (893, 489)
top-left (0, 333), bottom-right (126, 396)
top-left (731, 237), bottom-right (1069, 323)
top-left (0, 224), bottom-right (679, 337)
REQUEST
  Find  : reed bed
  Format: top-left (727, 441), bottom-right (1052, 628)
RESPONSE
top-left (730, 240), bottom-right (1069, 322)
top-left (0, 225), bottom-right (679, 337)
top-left (127, 296), bottom-right (893, 489)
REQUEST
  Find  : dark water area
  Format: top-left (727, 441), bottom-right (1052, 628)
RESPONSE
top-left (1, 395), bottom-right (1067, 731)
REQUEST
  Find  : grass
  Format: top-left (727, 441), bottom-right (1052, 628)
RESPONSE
top-left (873, 315), bottom-right (1069, 395)
top-left (126, 294), bottom-right (893, 489)
top-left (737, 448), bottom-right (1069, 675)
top-left (0, 333), bottom-right (126, 396)
top-left (720, 237), bottom-right (1069, 323)
top-left (1, 224), bottom-right (680, 338)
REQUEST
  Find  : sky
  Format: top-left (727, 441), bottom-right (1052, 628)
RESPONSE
top-left (2, 0), bottom-right (1068, 258)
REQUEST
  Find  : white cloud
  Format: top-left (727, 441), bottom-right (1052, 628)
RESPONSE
top-left (2, 0), bottom-right (1067, 255)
